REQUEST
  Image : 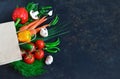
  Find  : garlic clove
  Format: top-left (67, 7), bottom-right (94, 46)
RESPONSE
top-left (45, 55), bottom-right (53, 65)
top-left (40, 28), bottom-right (48, 37)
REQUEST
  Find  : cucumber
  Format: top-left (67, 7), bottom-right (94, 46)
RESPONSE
top-left (20, 43), bottom-right (34, 51)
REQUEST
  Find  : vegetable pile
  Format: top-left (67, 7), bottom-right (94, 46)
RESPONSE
top-left (10, 2), bottom-right (69, 77)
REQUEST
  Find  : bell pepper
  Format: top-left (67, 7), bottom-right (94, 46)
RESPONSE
top-left (18, 30), bottom-right (31, 43)
top-left (12, 7), bottom-right (28, 26)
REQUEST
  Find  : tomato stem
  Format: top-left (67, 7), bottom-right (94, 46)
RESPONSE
top-left (15, 18), bottom-right (21, 26)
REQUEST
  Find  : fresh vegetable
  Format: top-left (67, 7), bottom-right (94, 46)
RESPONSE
top-left (19, 16), bottom-right (47, 33)
top-left (29, 29), bottom-right (37, 36)
top-left (35, 40), bottom-right (45, 49)
top-left (34, 50), bottom-right (44, 60)
top-left (44, 47), bottom-right (60, 53)
top-left (30, 10), bottom-right (39, 19)
top-left (24, 53), bottom-right (35, 64)
top-left (40, 28), bottom-right (48, 37)
top-left (48, 10), bottom-right (53, 16)
top-left (19, 20), bottom-right (39, 31)
top-left (20, 43), bottom-right (35, 52)
top-left (30, 24), bottom-right (49, 35)
top-left (12, 7), bottom-right (28, 26)
top-left (28, 16), bottom-right (47, 30)
top-left (44, 38), bottom-right (60, 53)
top-left (45, 38), bottom-right (60, 47)
top-left (28, 15), bottom-right (59, 35)
top-left (18, 30), bottom-right (31, 43)
top-left (45, 55), bottom-right (53, 65)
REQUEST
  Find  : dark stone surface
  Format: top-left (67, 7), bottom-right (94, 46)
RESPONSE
top-left (0, 0), bottom-right (120, 79)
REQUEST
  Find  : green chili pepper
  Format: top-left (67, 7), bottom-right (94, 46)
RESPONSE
top-left (45, 38), bottom-right (60, 47)
top-left (45, 38), bottom-right (60, 45)
top-left (44, 47), bottom-right (60, 53)
top-left (45, 49), bottom-right (58, 53)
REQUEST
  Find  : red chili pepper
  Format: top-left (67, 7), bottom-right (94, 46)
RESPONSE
top-left (12, 7), bottom-right (28, 26)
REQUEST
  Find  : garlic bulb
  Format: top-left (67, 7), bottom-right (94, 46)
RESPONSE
top-left (45, 55), bottom-right (53, 65)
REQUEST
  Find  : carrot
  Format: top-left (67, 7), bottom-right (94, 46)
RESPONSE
top-left (30, 30), bottom-right (36, 35)
top-left (35, 24), bottom-right (50, 33)
top-left (30, 24), bottom-right (50, 35)
top-left (19, 20), bottom-right (39, 31)
top-left (28, 16), bottom-right (47, 30)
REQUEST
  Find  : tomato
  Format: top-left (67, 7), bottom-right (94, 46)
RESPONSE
top-left (24, 54), bottom-right (35, 64)
top-left (35, 40), bottom-right (45, 49)
top-left (34, 50), bottom-right (44, 60)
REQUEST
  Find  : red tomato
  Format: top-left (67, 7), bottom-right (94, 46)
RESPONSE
top-left (34, 50), bottom-right (44, 60)
top-left (24, 54), bottom-right (35, 64)
top-left (35, 40), bottom-right (45, 49)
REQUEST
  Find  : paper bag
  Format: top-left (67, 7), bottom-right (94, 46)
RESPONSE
top-left (0, 21), bottom-right (22, 65)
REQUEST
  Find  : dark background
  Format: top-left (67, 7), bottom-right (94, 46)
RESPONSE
top-left (0, 0), bottom-right (120, 79)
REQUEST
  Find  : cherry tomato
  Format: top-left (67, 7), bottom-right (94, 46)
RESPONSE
top-left (35, 40), bottom-right (45, 49)
top-left (34, 49), bottom-right (44, 60)
top-left (24, 54), bottom-right (35, 64)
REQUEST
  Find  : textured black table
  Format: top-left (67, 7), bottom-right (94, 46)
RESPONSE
top-left (0, 0), bottom-right (120, 79)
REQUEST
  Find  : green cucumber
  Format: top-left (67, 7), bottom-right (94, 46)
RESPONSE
top-left (20, 43), bottom-right (34, 51)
